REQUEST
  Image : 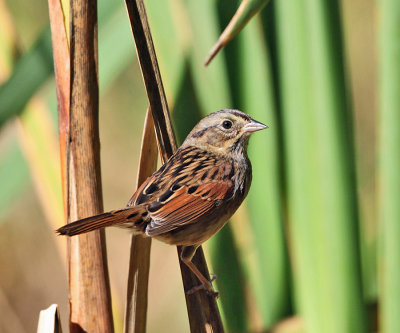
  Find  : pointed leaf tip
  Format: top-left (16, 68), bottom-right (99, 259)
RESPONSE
top-left (204, 40), bottom-right (223, 66)
top-left (204, 0), bottom-right (270, 66)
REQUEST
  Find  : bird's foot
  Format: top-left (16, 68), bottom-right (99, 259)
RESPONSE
top-left (186, 274), bottom-right (218, 298)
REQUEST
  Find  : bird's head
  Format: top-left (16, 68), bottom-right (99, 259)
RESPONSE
top-left (183, 109), bottom-right (268, 155)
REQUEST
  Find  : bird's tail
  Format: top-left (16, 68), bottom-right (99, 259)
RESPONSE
top-left (56, 206), bottom-right (147, 236)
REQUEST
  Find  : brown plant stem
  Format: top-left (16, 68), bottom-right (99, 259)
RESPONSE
top-left (124, 108), bottom-right (158, 333)
top-left (65, 0), bottom-right (113, 331)
top-left (124, 0), bottom-right (177, 158)
top-left (47, 0), bottom-right (70, 215)
top-left (123, 0), bottom-right (224, 331)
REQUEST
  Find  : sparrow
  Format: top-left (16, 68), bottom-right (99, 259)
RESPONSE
top-left (57, 109), bottom-right (267, 295)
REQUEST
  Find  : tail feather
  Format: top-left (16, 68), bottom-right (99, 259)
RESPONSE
top-left (56, 207), bottom-right (146, 236)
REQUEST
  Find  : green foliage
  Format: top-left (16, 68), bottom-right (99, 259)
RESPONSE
top-left (378, 0), bottom-right (400, 332)
top-left (0, 143), bottom-right (29, 220)
top-left (274, 0), bottom-right (366, 331)
top-left (238, 17), bottom-right (291, 325)
top-left (0, 28), bottom-right (53, 127)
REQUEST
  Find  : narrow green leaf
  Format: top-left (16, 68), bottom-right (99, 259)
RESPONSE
top-left (238, 17), bottom-right (291, 327)
top-left (378, 0), bottom-right (400, 332)
top-left (274, 0), bottom-right (367, 332)
top-left (0, 28), bottom-right (53, 127)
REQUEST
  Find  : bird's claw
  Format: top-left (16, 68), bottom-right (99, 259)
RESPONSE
top-left (186, 274), bottom-right (218, 298)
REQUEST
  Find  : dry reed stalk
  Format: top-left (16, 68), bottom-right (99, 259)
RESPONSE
top-left (47, 0), bottom-right (70, 215)
top-left (123, 0), bottom-right (224, 331)
top-left (49, 0), bottom-right (114, 331)
top-left (67, 0), bottom-right (114, 331)
top-left (124, 108), bottom-right (158, 333)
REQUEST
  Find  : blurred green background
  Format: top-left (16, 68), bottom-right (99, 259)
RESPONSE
top-left (0, 0), bottom-right (394, 332)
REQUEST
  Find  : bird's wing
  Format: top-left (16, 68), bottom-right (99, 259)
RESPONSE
top-left (127, 146), bottom-right (236, 236)
top-left (146, 179), bottom-right (234, 236)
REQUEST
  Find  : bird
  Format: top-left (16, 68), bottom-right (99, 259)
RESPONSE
top-left (57, 109), bottom-right (267, 296)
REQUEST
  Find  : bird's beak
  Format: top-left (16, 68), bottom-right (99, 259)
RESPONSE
top-left (243, 119), bottom-right (268, 133)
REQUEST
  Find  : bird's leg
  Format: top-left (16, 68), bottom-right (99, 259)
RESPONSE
top-left (180, 245), bottom-right (218, 297)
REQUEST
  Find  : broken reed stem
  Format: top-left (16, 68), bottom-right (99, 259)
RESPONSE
top-left (47, 0), bottom-right (70, 216)
top-left (124, 108), bottom-right (158, 333)
top-left (123, 0), bottom-right (224, 331)
top-left (67, 0), bottom-right (114, 331)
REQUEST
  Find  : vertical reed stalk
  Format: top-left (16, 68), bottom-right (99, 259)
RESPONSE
top-left (124, 109), bottom-right (158, 333)
top-left (49, 0), bottom-right (114, 330)
top-left (378, 0), bottom-right (400, 332)
top-left (68, 0), bottom-right (114, 329)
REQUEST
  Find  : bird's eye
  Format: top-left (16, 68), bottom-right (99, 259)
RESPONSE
top-left (222, 120), bottom-right (232, 129)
